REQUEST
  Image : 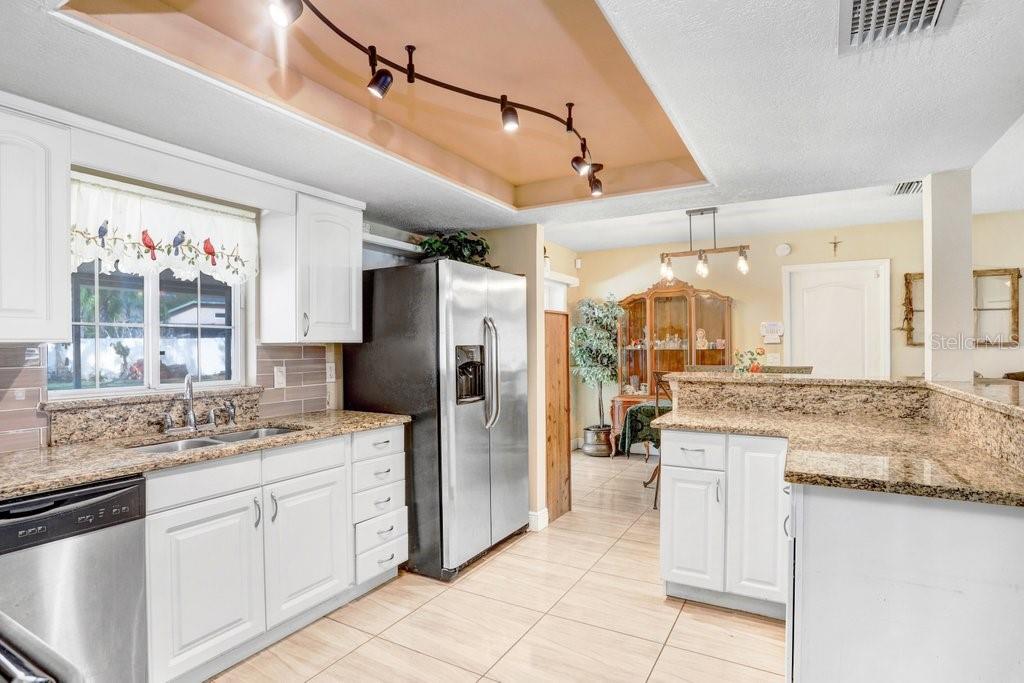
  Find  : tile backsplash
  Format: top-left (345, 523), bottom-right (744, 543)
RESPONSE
top-left (256, 344), bottom-right (339, 417)
top-left (0, 344), bottom-right (48, 454)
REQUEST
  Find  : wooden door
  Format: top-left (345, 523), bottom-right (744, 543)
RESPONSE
top-left (263, 467), bottom-right (349, 628)
top-left (544, 311), bottom-right (571, 521)
top-left (726, 435), bottom-right (789, 603)
top-left (660, 466), bottom-right (725, 591)
top-left (147, 489), bottom-right (266, 681)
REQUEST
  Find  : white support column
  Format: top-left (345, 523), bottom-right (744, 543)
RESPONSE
top-left (923, 170), bottom-right (974, 381)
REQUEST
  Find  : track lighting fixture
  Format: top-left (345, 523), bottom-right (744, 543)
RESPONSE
top-left (267, 0), bottom-right (303, 28)
top-left (565, 103), bottom-right (574, 132)
top-left (736, 247), bottom-right (749, 274)
top-left (366, 46), bottom-right (394, 99)
top-left (500, 95), bottom-right (519, 133)
top-left (589, 173), bottom-right (603, 197)
top-left (571, 138), bottom-right (591, 176)
top-left (405, 45), bottom-right (416, 83)
top-left (696, 250), bottom-right (709, 278)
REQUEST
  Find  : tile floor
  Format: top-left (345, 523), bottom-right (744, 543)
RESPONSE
top-left (213, 451), bottom-right (786, 682)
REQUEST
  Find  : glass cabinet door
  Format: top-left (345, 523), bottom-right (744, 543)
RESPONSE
top-left (694, 294), bottom-right (729, 365)
top-left (619, 298), bottom-right (648, 394)
top-left (652, 293), bottom-right (689, 378)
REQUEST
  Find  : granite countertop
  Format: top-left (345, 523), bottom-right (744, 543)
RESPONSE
top-left (0, 410), bottom-right (410, 502)
top-left (651, 408), bottom-right (1024, 507)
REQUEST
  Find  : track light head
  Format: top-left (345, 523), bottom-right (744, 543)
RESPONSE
top-left (588, 173), bottom-right (603, 197)
top-left (267, 0), bottom-right (303, 28)
top-left (571, 156), bottom-right (591, 176)
top-left (500, 95), bottom-right (519, 132)
top-left (367, 69), bottom-right (394, 99)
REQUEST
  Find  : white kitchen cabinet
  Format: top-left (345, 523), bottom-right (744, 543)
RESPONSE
top-left (260, 192), bottom-right (363, 343)
top-left (660, 465), bottom-right (725, 591)
top-left (0, 109), bottom-right (70, 342)
top-left (147, 489), bottom-right (266, 682)
top-left (725, 435), bottom-right (789, 603)
top-left (263, 467), bottom-right (350, 628)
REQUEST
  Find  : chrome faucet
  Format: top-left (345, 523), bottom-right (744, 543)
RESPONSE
top-left (182, 373), bottom-right (196, 431)
top-left (225, 399), bottom-right (237, 425)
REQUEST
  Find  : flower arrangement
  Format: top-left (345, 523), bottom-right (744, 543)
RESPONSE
top-left (734, 346), bottom-right (767, 373)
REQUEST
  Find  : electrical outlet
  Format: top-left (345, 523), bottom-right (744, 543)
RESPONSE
top-left (273, 366), bottom-right (286, 389)
top-left (325, 362), bottom-right (336, 382)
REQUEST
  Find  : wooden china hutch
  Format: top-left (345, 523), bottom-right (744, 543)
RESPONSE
top-left (611, 278), bottom-right (733, 452)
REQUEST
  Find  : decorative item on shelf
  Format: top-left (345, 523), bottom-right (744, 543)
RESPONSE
top-left (417, 230), bottom-right (494, 268)
top-left (570, 296), bottom-right (624, 457)
top-left (695, 328), bottom-right (708, 350)
top-left (267, 0), bottom-right (605, 197)
top-left (657, 207), bottom-right (750, 281)
top-left (734, 347), bottom-right (767, 374)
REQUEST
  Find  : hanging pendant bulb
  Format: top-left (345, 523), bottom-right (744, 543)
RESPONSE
top-left (659, 258), bottom-right (668, 279)
top-left (695, 250), bottom-right (709, 278)
top-left (665, 257), bottom-right (674, 281)
top-left (736, 247), bottom-right (749, 275)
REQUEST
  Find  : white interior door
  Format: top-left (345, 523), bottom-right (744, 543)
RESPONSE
top-left (783, 260), bottom-right (890, 378)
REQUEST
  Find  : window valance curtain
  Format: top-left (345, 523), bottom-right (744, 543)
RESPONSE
top-left (69, 176), bottom-right (259, 285)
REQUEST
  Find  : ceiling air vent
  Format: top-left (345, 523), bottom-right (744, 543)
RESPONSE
top-left (839, 0), bottom-right (963, 54)
top-left (892, 180), bottom-right (923, 196)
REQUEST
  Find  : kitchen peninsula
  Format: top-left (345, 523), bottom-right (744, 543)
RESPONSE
top-left (651, 372), bottom-right (1024, 682)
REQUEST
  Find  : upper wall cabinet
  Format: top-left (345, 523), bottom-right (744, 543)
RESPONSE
top-left (0, 110), bottom-right (70, 342)
top-left (260, 193), bottom-right (363, 343)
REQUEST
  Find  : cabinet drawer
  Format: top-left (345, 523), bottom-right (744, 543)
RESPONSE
top-left (352, 452), bottom-right (405, 492)
top-left (262, 436), bottom-right (349, 484)
top-left (660, 431), bottom-right (727, 470)
top-left (355, 506), bottom-right (408, 554)
top-left (353, 426), bottom-right (404, 462)
top-left (146, 452), bottom-right (261, 513)
top-left (356, 535), bottom-right (408, 584)
top-left (352, 481), bottom-right (406, 523)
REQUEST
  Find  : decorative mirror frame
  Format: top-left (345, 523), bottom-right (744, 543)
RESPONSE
top-left (902, 268), bottom-right (1021, 347)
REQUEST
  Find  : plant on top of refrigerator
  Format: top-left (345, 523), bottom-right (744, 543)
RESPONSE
top-left (418, 230), bottom-right (494, 268)
top-left (569, 296), bottom-right (624, 428)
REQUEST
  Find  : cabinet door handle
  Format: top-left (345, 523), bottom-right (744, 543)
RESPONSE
top-left (374, 496), bottom-right (392, 506)
top-left (681, 447), bottom-right (706, 454)
top-left (783, 484), bottom-right (792, 495)
top-left (715, 479), bottom-right (721, 503)
top-left (303, 312), bottom-right (310, 337)
top-left (253, 497), bottom-right (262, 528)
top-left (374, 468), bottom-right (392, 476)
top-left (783, 514), bottom-right (791, 538)
top-left (377, 553), bottom-right (396, 565)
top-left (377, 525), bottom-right (396, 536)
top-left (271, 492), bottom-right (279, 522)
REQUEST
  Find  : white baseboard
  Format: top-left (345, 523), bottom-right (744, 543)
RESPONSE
top-left (665, 581), bottom-right (786, 620)
top-left (571, 437), bottom-right (583, 450)
top-left (528, 507), bottom-right (549, 531)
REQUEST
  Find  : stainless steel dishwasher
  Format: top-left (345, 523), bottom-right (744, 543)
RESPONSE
top-left (0, 477), bottom-right (147, 682)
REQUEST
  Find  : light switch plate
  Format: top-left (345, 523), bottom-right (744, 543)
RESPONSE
top-left (273, 366), bottom-right (286, 389)
top-left (325, 362), bottom-right (336, 382)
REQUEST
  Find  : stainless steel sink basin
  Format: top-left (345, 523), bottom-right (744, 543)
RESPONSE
top-left (210, 427), bottom-right (298, 443)
top-left (131, 438), bottom-right (220, 454)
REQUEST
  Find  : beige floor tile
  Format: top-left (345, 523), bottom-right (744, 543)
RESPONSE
top-left (600, 473), bottom-right (656, 493)
top-left (649, 645), bottom-right (783, 682)
top-left (667, 602), bottom-right (786, 675)
top-left (452, 551), bottom-right (586, 611)
top-left (311, 637), bottom-right (478, 682)
top-left (549, 505), bottom-right (640, 538)
top-left (580, 488), bottom-right (655, 514)
top-left (214, 618), bottom-right (369, 682)
top-left (380, 588), bottom-right (542, 674)
top-left (621, 510), bottom-right (660, 545)
top-left (505, 526), bottom-right (616, 570)
top-left (550, 571), bottom-right (682, 643)
top-left (488, 614), bottom-right (662, 683)
top-left (328, 571), bottom-right (447, 635)
top-left (591, 537), bottom-right (662, 584)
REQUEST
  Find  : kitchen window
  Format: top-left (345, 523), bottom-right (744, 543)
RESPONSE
top-left (47, 174), bottom-right (257, 395)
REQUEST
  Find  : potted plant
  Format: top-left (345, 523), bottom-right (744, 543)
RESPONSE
top-left (418, 230), bottom-right (494, 268)
top-left (570, 296), bottom-right (624, 456)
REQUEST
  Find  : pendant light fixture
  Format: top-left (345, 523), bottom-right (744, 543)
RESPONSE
top-left (658, 208), bottom-right (750, 281)
top-left (366, 46), bottom-right (394, 99)
top-left (274, 0), bottom-right (604, 196)
top-left (267, 0), bottom-right (303, 28)
top-left (660, 256), bottom-right (674, 281)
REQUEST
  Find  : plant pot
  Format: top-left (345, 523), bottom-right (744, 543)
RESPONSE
top-left (582, 425), bottom-right (613, 457)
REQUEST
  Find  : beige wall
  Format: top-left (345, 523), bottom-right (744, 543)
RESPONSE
top-left (480, 225), bottom-right (547, 522)
top-left (558, 210), bottom-right (1024, 438)
top-left (544, 240), bottom-right (579, 278)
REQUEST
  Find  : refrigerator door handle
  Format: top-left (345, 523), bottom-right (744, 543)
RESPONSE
top-left (483, 316), bottom-right (501, 429)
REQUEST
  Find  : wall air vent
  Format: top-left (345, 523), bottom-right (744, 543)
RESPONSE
top-left (839, 0), bottom-right (963, 54)
top-left (892, 180), bottom-right (923, 196)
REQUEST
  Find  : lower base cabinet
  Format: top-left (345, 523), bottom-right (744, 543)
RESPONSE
top-left (263, 467), bottom-right (350, 628)
top-left (147, 489), bottom-right (266, 683)
top-left (660, 465), bottom-right (726, 590)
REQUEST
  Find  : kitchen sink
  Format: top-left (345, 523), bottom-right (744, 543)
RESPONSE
top-left (131, 438), bottom-right (220, 454)
top-left (209, 427), bottom-right (298, 443)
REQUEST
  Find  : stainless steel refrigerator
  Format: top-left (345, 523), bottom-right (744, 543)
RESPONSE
top-left (343, 259), bottom-right (528, 581)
